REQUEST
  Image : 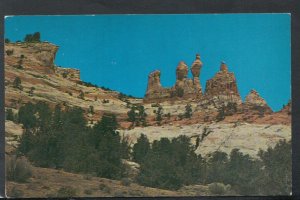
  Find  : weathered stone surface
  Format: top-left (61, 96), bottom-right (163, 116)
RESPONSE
top-left (241, 89), bottom-right (272, 114)
top-left (55, 67), bottom-right (80, 82)
top-left (191, 54), bottom-right (202, 78)
top-left (144, 70), bottom-right (172, 102)
top-left (176, 61), bottom-right (188, 80)
top-left (5, 42), bottom-right (59, 73)
top-left (245, 90), bottom-right (268, 107)
top-left (204, 62), bottom-right (242, 105)
top-left (280, 100), bottom-right (291, 115)
top-left (144, 54), bottom-right (203, 102)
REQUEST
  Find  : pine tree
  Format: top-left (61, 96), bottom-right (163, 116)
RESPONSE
top-left (184, 103), bottom-right (192, 118)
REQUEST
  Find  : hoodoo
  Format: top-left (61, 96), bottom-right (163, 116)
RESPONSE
top-left (204, 61), bottom-right (242, 105)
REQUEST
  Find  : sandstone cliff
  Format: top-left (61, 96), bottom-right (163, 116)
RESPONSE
top-left (242, 89), bottom-right (272, 114)
top-left (204, 62), bottom-right (242, 105)
top-left (4, 42), bottom-right (131, 124)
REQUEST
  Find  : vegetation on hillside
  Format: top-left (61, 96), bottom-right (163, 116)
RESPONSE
top-left (24, 32), bottom-right (41, 43)
top-left (133, 134), bottom-right (291, 195)
top-left (10, 102), bottom-right (291, 196)
top-left (16, 102), bottom-right (129, 179)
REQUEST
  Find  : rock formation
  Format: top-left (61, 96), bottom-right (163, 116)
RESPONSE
top-left (242, 89), bottom-right (272, 114)
top-left (144, 70), bottom-right (172, 101)
top-left (144, 54), bottom-right (203, 102)
top-left (191, 54), bottom-right (202, 91)
top-left (5, 42), bottom-right (58, 73)
top-left (204, 62), bottom-right (241, 105)
top-left (280, 100), bottom-right (291, 115)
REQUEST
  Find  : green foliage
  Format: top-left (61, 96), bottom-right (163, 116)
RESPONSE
top-left (208, 182), bottom-right (231, 195)
top-left (184, 103), bottom-right (192, 118)
top-left (127, 105), bottom-right (147, 127)
top-left (56, 186), bottom-right (77, 197)
top-left (79, 81), bottom-right (98, 88)
top-left (118, 92), bottom-right (135, 101)
top-left (9, 186), bottom-right (24, 198)
top-left (6, 156), bottom-right (32, 183)
top-left (17, 102), bottom-right (129, 180)
top-left (13, 77), bottom-right (22, 90)
top-left (88, 105), bottom-right (94, 115)
top-left (78, 90), bottom-right (85, 99)
top-left (102, 99), bottom-right (109, 103)
top-left (121, 135), bottom-right (131, 159)
top-left (28, 87), bottom-right (35, 96)
top-left (62, 71), bottom-right (68, 78)
top-left (155, 106), bottom-right (163, 125)
top-left (137, 136), bottom-right (204, 190)
top-left (216, 107), bottom-right (225, 122)
top-left (100, 86), bottom-right (112, 91)
top-left (257, 140), bottom-right (292, 195)
top-left (216, 103), bottom-right (238, 121)
top-left (6, 49), bottom-right (13, 56)
top-left (6, 108), bottom-right (14, 121)
top-left (5, 38), bottom-right (10, 43)
top-left (84, 189), bottom-right (93, 195)
top-left (176, 88), bottom-right (184, 97)
top-left (24, 32), bottom-right (41, 43)
top-left (121, 177), bottom-right (131, 186)
top-left (132, 134), bottom-right (150, 163)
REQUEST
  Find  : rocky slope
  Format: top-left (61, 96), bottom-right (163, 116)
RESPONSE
top-left (5, 42), bottom-right (133, 124)
top-left (121, 122), bottom-right (290, 158)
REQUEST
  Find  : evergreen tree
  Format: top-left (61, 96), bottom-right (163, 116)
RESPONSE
top-left (24, 32), bottom-right (41, 42)
top-left (13, 77), bottom-right (22, 90)
top-left (6, 109), bottom-right (14, 121)
top-left (156, 106), bottom-right (163, 125)
top-left (132, 134), bottom-right (150, 163)
top-left (184, 103), bottom-right (192, 118)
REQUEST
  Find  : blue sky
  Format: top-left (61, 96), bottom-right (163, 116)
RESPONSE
top-left (5, 14), bottom-right (290, 111)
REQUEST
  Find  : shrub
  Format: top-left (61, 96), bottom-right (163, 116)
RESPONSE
top-left (102, 99), bottom-right (109, 104)
top-left (208, 182), bottom-right (229, 195)
top-left (78, 91), bottom-right (84, 99)
top-left (176, 88), bottom-right (184, 97)
top-left (24, 32), bottom-right (41, 43)
top-left (13, 77), bottom-right (22, 90)
top-left (84, 189), bottom-right (93, 195)
top-left (5, 38), bottom-right (10, 43)
top-left (114, 190), bottom-right (127, 197)
top-left (99, 183), bottom-right (111, 193)
top-left (156, 106), bottom-right (163, 125)
top-left (6, 49), bottom-right (13, 56)
top-left (184, 104), bottom-right (192, 118)
top-left (6, 156), bottom-right (33, 183)
top-left (9, 186), bottom-right (24, 198)
top-left (28, 87), bottom-right (35, 96)
top-left (56, 186), bottom-right (77, 197)
top-left (62, 72), bottom-right (68, 78)
top-left (121, 178), bottom-right (131, 186)
top-left (88, 105), bottom-right (95, 115)
top-left (6, 108), bottom-right (14, 121)
top-left (16, 65), bottom-right (24, 70)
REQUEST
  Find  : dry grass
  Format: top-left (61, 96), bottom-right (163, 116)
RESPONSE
top-left (6, 165), bottom-right (183, 198)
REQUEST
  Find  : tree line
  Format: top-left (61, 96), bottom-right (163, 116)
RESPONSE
top-left (8, 102), bottom-right (291, 195)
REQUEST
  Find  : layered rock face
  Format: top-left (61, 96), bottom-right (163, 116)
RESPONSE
top-left (280, 100), bottom-right (291, 115)
top-left (204, 62), bottom-right (242, 105)
top-left (144, 70), bottom-right (172, 101)
top-left (5, 42), bottom-right (59, 74)
top-left (144, 54), bottom-right (203, 102)
top-left (242, 89), bottom-right (272, 114)
top-left (55, 67), bottom-right (81, 82)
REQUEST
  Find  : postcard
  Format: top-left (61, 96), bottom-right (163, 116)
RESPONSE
top-left (4, 14), bottom-right (291, 197)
